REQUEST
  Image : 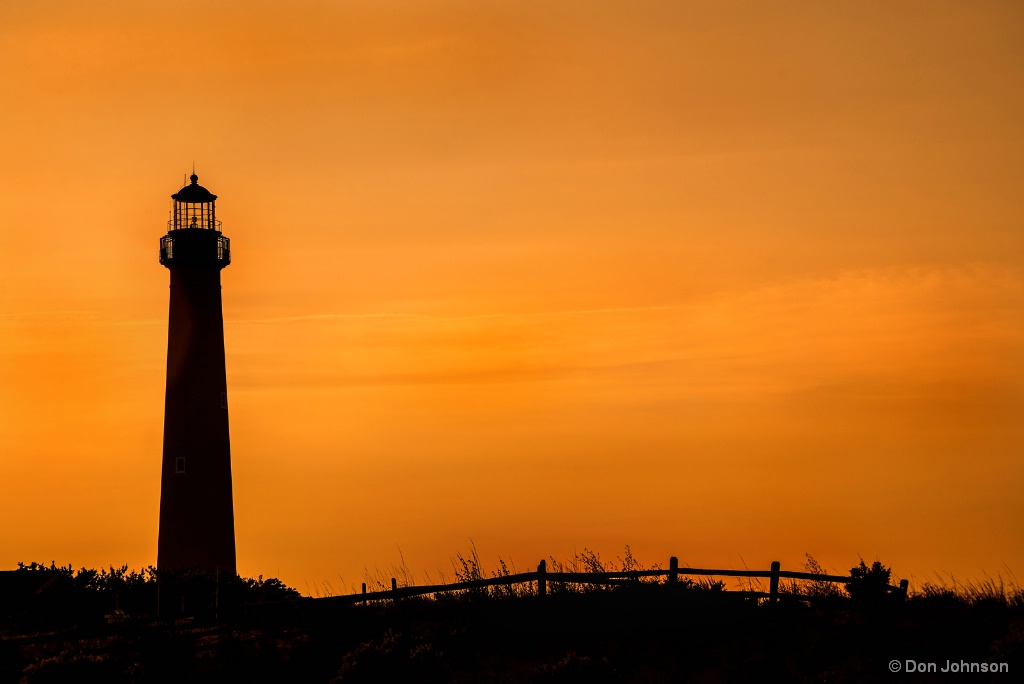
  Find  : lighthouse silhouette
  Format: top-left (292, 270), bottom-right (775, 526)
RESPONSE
top-left (157, 173), bottom-right (237, 575)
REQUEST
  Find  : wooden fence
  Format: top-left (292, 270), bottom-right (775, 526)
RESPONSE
top-left (320, 557), bottom-right (909, 606)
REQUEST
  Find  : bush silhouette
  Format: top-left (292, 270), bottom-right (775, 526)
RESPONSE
top-left (846, 559), bottom-right (892, 603)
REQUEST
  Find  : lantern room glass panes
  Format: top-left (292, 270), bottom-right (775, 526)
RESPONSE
top-left (171, 200), bottom-right (219, 231)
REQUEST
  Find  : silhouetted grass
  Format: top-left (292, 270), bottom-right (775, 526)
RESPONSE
top-left (912, 572), bottom-right (1024, 608)
top-left (4, 553), bottom-right (1023, 682)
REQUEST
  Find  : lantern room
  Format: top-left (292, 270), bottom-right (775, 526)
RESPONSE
top-left (160, 173), bottom-right (230, 269)
top-left (170, 173), bottom-right (220, 231)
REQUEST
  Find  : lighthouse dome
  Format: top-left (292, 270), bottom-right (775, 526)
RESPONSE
top-left (172, 174), bottom-right (218, 203)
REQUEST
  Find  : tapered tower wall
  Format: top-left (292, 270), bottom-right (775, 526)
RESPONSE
top-left (157, 176), bottom-right (236, 575)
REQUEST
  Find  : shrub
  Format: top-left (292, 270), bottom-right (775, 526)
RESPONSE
top-left (846, 559), bottom-right (892, 603)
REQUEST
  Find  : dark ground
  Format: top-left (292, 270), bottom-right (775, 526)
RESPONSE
top-left (2, 584), bottom-right (1021, 683)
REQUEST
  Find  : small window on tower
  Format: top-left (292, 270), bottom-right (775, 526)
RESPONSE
top-left (175, 457), bottom-right (186, 474)
top-left (220, 392), bottom-right (227, 409)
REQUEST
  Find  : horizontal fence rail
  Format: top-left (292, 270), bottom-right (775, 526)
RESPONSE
top-left (316, 557), bottom-right (908, 607)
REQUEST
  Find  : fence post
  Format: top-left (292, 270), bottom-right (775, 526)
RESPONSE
top-left (669, 556), bottom-right (678, 584)
top-left (537, 560), bottom-right (546, 597)
top-left (899, 579), bottom-right (909, 601)
top-left (391, 577), bottom-right (397, 593)
top-left (769, 561), bottom-right (780, 602)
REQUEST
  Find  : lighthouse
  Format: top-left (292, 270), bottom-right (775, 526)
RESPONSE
top-left (157, 173), bottom-right (237, 575)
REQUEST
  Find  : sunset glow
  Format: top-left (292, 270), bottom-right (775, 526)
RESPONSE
top-left (2, 1), bottom-right (1022, 593)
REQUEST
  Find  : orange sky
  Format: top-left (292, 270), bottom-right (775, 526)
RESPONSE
top-left (2, 1), bottom-right (1022, 594)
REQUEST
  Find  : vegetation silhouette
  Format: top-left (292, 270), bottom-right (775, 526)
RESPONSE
top-left (846, 558), bottom-right (895, 606)
top-left (2, 551), bottom-right (1022, 683)
top-left (2, 562), bottom-right (298, 628)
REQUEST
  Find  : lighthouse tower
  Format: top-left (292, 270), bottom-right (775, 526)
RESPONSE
top-left (157, 173), bottom-right (237, 575)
